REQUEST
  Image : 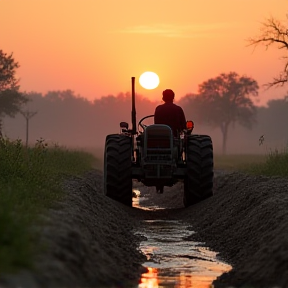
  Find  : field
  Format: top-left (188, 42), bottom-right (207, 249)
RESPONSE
top-left (0, 138), bottom-right (96, 274)
top-left (214, 153), bottom-right (266, 171)
top-left (215, 147), bottom-right (288, 177)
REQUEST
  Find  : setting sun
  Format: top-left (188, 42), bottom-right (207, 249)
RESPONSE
top-left (139, 72), bottom-right (160, 90)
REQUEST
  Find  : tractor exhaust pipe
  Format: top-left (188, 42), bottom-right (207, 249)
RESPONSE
top-left (131, 76), bottom-right (137, 135)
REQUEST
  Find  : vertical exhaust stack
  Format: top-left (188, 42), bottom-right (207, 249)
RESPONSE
top-left (131, 76), bottom-right (137, 135)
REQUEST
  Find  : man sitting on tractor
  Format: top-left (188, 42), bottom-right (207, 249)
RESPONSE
top-left (153, 89), bottom-right (187, 193)
top-left (154, 89), bottom-right (186, 137)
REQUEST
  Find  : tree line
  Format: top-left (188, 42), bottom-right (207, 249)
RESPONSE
top-left (1, 86), bottom-right (287, 155)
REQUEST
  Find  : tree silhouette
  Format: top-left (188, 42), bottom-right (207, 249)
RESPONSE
top-left (6, 88), bottom-right (288, 154)
top-left (0, 50), bottom-right (28, 137)
top-left (248, 17), bottom-right (288, 87)
top-left (20, 110), bottom-right (37, 147)
top-left (185, 72), bottom-right (259, 154)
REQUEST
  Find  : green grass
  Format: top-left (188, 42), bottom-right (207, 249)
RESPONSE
top-left (79, 146), bottom-right (104, 171)
top-left (214, 148), bottom-right (288, 178)
top-left (0, 138), bottom-right (96, 274)
top-left (242, 147), bottom-right (288, 177)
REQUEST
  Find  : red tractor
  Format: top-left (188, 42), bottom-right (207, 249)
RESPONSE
top-left (103, 77), bottom-right (213, 207)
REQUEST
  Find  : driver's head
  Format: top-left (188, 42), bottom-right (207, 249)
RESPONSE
top-left (162, 89), bottom-right (175, 102)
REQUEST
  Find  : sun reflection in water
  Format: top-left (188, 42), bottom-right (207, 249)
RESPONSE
top-left (133, 189), bottom-right (163, 211)
top-left (139, 266), bottom-right (219, 288)
top-left (139, 267), bottom-right (159, 288)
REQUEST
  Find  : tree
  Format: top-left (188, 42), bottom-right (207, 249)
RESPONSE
top-left (248, 17), bottom-right (288, 87)
top-left (20, 110), bottom-right (37, 147)
top-left (0, 50), bottom-right (28, 138)
top-left (189, 72), bottom-right (259, 154)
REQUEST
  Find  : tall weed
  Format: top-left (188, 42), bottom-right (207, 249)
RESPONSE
top-left (0, 138), bottom-right (95, 273)
top-left (245, 146), bottom-right (288, 177)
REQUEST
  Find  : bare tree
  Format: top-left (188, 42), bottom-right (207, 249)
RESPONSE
top-left (20, 110), bottom-right (37, 147)
top-left (248, 17), bottom-right (288, 87)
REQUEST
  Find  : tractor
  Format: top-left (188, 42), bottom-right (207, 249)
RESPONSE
top-left (103, 77), bottom-right (214, 207)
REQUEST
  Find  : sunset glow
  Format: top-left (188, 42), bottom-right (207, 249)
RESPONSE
top-left (1, 0), bottom-right (288, 104)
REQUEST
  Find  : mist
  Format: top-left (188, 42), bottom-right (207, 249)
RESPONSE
top-left (2, 90), bottom-right (288, 157)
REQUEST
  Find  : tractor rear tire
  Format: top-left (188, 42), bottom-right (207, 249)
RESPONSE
top-left (104, 134), bottom-right (132, 206)
top-left (183, 135), bottom-right (213, 207)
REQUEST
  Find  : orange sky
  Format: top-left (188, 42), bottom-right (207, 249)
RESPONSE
top-left (1, 0), bottom-right (288, 105)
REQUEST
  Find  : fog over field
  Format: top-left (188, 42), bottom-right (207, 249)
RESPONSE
top-left (2, 90), bottom-right (288, 156)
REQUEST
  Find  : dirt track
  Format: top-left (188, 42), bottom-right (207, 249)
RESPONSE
top-left (137, 171), bottom-right (288, 287)
top-left (1, 169), bottom-right (288, 288)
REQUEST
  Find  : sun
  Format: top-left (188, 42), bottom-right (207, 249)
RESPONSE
top-left (139, 71), bottom-right (160, 90)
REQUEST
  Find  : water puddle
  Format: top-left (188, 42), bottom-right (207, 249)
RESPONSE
top-left (133, 189), bottom-right (232, 288)
top-left (133, 188), bottom-right (160, 210)
top-left (136, 220), bottom-right (231, 288)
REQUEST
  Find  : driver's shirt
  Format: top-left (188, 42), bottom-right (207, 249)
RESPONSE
top-left (154, 102), bottom-right (186, 137)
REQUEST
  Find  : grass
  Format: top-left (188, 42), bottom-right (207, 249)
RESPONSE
top-left (214, 147), bottom-right (288, 178)
top-left (0, 137), bottom-right (96, 274)
top-left (242, 147), bottom-right (288, 177)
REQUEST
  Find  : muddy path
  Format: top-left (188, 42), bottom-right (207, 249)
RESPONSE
top-left (131, 180), bottom-right (231, 287)
top-left (131, 172), bottom-right (288, 288)
top-left (1, 169), bottom-right (288, 288)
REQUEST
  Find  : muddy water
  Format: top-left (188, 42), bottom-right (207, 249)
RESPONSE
top-left (133, 190), bottom-right (232, 288)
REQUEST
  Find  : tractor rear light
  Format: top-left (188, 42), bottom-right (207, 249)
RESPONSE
top-left (186, 120), bottom-right (194, 130)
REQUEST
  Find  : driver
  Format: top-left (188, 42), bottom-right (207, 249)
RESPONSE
top-left (154, 89), bottom-right (187, 194)
top-left (154, 89), bottom-right (186, 137)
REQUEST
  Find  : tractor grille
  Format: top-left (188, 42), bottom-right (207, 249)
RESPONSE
top-left (147, 137), bottom-right (170, 148)
top-left (145, 153), bottom-right (172, 161)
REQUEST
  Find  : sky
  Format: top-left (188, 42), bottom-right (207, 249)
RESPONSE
top-left (1, 0), bottom-right (288, 105)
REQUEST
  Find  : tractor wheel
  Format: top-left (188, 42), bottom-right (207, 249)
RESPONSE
top-left (103, 134), bottom-right (132, 206)
top-left (183, 135), bottom-right (214, 207)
